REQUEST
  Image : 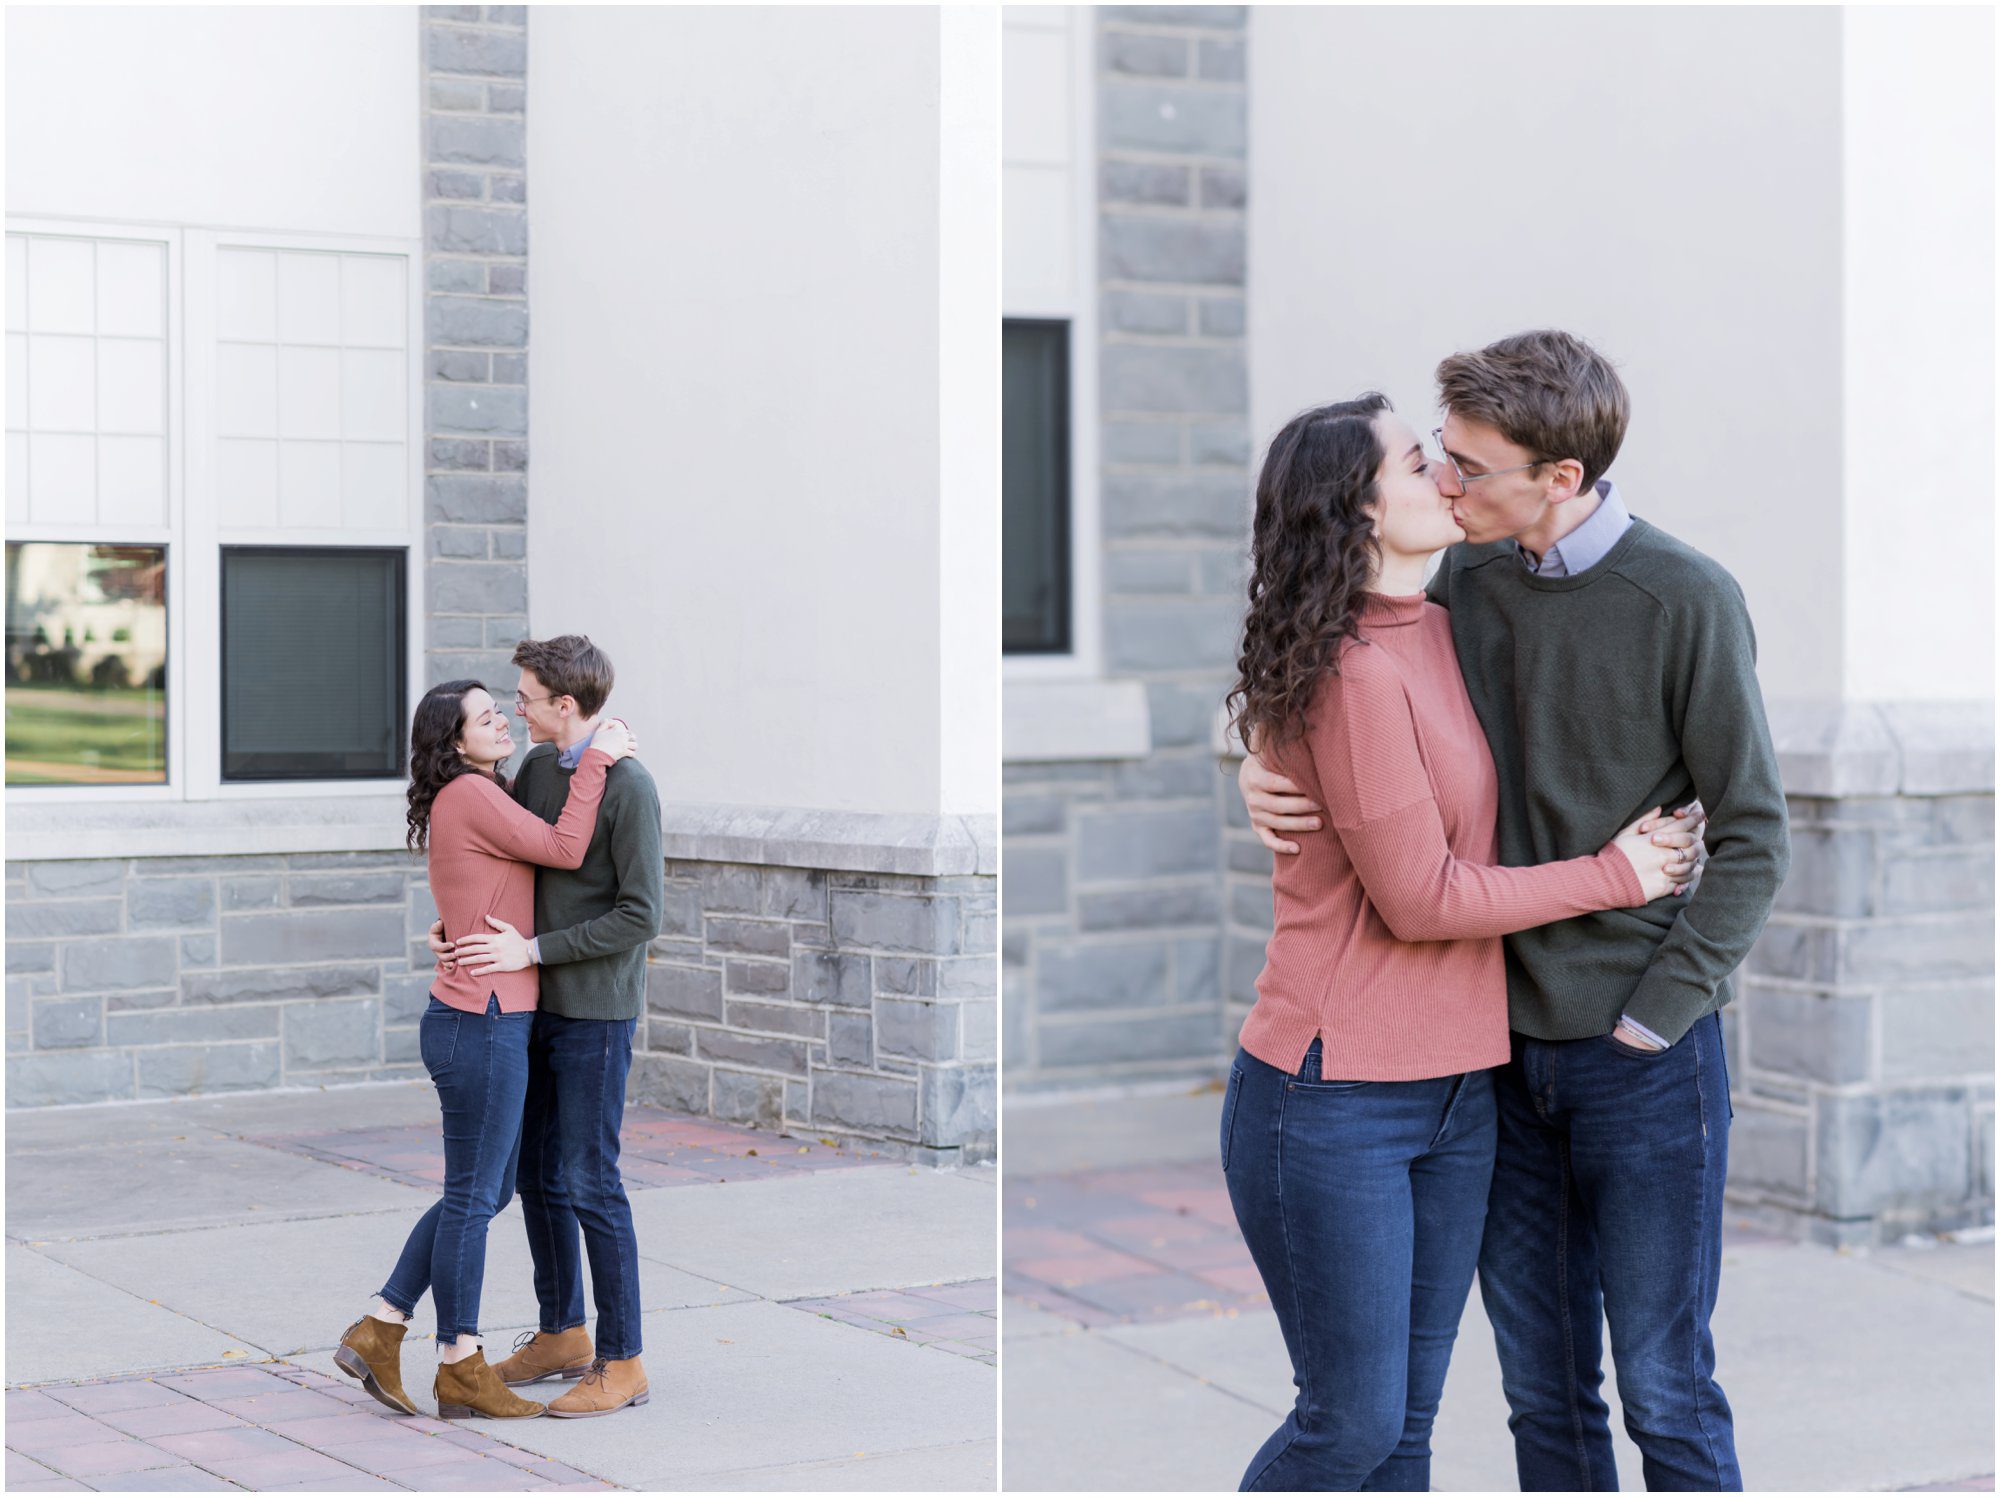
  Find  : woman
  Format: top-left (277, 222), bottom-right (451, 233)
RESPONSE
top-left (332, 680), bottom-right (635, 1421)
top-left (1219, 395), bottom-right (1698, 1491)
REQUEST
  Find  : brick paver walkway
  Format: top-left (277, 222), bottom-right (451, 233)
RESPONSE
top-left (1004, 1157), bottom-right (1811, 1331)
top-left (245, 1108), bottom-right (890, 1195)
top-left (6, 1363), bottom-right (613, 1492)
top-left (1004, 1160), bottom-right (1268, 1327)
top-left (9, 1107), bottom-right (966, 1492)
top-left (787, 1278), bottom-right (997, 1364)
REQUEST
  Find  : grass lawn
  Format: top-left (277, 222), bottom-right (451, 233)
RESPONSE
top-left (6, 687), bottom-right (166, 784)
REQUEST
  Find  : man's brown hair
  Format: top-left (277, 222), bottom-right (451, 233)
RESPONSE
top-left (511, 634), bottom-right (614, 718)
top-left (1435, 330), bottom-right (1630, 493)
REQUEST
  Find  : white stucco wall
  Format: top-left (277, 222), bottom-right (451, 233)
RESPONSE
top-left (5, 5), bottom-right (419, 239)
top-left (938, 6), bottom-right (1003, 816)
top-left (1840, 6), bottom-right (1995, 703)
top-left (1248, 5), bottom-right (1846, 702)
top-left (528, 5), bottom-right (991, 818)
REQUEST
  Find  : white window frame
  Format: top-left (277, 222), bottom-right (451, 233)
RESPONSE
top-left (184, 228), bottom-right (424, 802)
top-left (1000, 8), bottom-right (1150, 760)
top-left (5, 217), bottom-right (186, 805)
top-left (1002, 3), bottom-right (1101, 683)
top-left (5, 217), bottom-right (424, 807)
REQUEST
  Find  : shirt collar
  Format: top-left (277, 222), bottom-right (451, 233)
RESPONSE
top-left (557, 727), bottom-right (597, 769)
top-left (1517, 480), bottom-right (1630, 577)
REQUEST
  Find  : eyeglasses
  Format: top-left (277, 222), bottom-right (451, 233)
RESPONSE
top-left (513, 692), bottom-right (555, 712)
top-left (1431, 427), bottom-right (1552, 490)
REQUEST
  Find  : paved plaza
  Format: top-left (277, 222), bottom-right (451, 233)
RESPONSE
top-left (6, 1084), bottom-right (995, 1492)
top-left (1003, 1086), bottom-right (1996, 1494)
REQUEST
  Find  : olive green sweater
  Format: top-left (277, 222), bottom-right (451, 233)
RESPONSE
top-left (1427, 517), bottom-right (1790, 1044)
top-left (511, 744), bottom-right (663, 1022)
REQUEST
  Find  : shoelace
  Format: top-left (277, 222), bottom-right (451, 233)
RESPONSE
top-left (511, 1330), bottom-right (537, 1354)
top-left (577, 1356), bottom-right (610, 1388)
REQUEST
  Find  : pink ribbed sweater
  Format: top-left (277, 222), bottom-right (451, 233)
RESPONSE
top-left (1237, 593), bottom-right (1645, 1081)
top-left (425, 749), bottom-right (612, 1014)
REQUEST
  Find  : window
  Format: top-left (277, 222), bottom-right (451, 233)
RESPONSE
top-left (5, 221), bottom-right (421, 802)
top-left (1003, 319), bottom-right (1071, 655)
top-left (4, 542), bottom-right (167, 785)
top-left (220, 547), bottom-right (405, 781)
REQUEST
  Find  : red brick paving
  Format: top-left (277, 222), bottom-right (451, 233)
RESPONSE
top-left (4, 1363), bottom-right (617, 1492)
top-left (1007, 1156), bottom-right (1819, 1330)
top-left (786, 1278), bottom-right (998, 1363)
top-left (1005, 1159), bottom-right (1266, 1326)
top-left (240, 1105), bottom-right (890, 1195)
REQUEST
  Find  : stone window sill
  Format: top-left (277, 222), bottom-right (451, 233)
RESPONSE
top-left (1004, 678), bottom-right (1151, 762)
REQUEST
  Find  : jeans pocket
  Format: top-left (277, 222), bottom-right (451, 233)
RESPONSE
top-left (1292, 1036), bottom-right (1368, 1089)
top-left (1600, 1032), bottom-right (1672, 1060)
top-left (420, 1005), bottom-right (461, 1079)
top-left (1219, 1064), bottom-right (1245, 1172)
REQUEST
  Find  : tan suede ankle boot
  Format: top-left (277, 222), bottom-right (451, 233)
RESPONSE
top-left (493, 1326), bottom-right (595, 1386)
top-left (548, 1355), bottom-right (649, 1418)
top-left (334, 1315), bottom-right (419, 1416)
top-left (434, 1347), bottom-right (547, 1419)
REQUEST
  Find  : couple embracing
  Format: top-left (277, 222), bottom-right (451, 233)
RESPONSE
top-left (334, 634), bottom-right (663, 1422)
top-left (1222, 331), bottom-right (1790, 1491)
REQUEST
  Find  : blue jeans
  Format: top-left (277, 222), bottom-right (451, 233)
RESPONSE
top-left (1222, 1040), bottom-right (1498, 1492)
top-left (497, 1010), bottom-right (644, 1361)
top-left (1478, 1012), bottom-right (1738, 1492)
top-left (379, 996), bottom-right (531, 1344)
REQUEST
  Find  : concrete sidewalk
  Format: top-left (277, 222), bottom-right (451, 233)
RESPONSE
top-left (6, 1083), bottom-right (996, 1492)
top-left (1002, 1086), bottom-right (1995, 1494)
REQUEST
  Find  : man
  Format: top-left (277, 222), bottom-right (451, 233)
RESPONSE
top-left (1238, 330), bottom-right (1789, 1491)
top-left (430, 634), bottom-right (663, 1418)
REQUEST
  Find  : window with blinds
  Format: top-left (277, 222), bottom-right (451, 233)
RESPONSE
top-left (1002, 318), bottom-right (1070, 655)
top-left (220, 546), bottom-right (405, 781)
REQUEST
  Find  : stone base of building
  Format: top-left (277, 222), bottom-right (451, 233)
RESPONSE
top-left (631, 853), bottom-right (997, 1168)
top-left (5, 807), bottom-right (998, 1166)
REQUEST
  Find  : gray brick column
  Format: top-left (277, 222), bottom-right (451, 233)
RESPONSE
top-left (1003, 6), bottom-right (1251, 1087)
top-left (422, 4), bottom-right (529, 690)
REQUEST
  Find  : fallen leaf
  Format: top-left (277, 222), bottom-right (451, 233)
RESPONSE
top-left (746, 1149), bottom-right (758, 1157)
top-left (890, 1326), bottom-right (908, 1339)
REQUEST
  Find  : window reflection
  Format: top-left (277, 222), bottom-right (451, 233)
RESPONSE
top-left (5, 543), bottom-right (167, 785)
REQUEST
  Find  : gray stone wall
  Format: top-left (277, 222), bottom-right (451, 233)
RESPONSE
top-left (634, 860), bottom-right (999, 1166)
top-left (1002, 5), bottom-right (1251, 1087)
top-left (1725, 790), bottom-right (1994, 1244)
top-left (5, 846), bottom-right (999, 1167)
top-left (6, 852), bottom-right (439, 1106)
top-left (422, 3), bottom-right (531, 693)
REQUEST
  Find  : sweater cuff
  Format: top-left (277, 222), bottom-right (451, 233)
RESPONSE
top-left (1597, 846), bottom-right (1646, 909)
top-left (527, 936), bottom-right (541, 966)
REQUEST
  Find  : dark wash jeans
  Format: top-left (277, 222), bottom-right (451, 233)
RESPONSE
top-left (1222, 1040), bottom-right (1498, 1492)
top-left (380, 995), bottom-right (531, 1344)
top-left (1479, 1012), bottom-right (1739, 1492)
top-left (495, 1010), bottom-right (644, 1360)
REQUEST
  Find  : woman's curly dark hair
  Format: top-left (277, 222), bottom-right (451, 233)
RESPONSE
top-left (405, 680), bottom-right (505, 853)
top-left (1226, 393), bottom-right (1392, 758)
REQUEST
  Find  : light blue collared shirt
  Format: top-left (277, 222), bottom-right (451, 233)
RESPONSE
top-left (1515, 481), bottom-right (1672, 1053)
top-left (1516, 480), bottom-right (1631, 578)
top-left (525, 728), bottom-right (600, 965)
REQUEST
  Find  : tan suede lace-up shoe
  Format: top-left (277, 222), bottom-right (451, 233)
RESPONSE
top-left (433, 1347), bottom-right (547, 1420)
top-left (493, 1326), bottom-right (595, 1386)
top-left (547, 1355), bottom-right (649, 1418)
top-left (333, 1315), bottom-right (419, 1416)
